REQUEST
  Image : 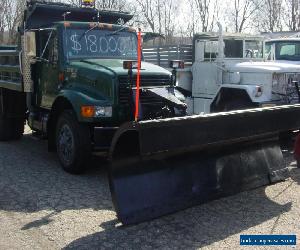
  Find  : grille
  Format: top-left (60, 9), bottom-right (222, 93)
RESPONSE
top-left (118, 74), bottom-right (171, 87)
top-left (119, 85), bottom-right (166, 106)
top-left (118, 75), bottom-right (171, 106)
top-left (139, 90), bottom-right (165, 105)
top-left (272, 73), bottom-right (300, 103)
top-left (119, 84), bottom-right (130, 105)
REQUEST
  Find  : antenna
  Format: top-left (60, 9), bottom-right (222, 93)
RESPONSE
top-left (62, 11), bottom-right (71, 22)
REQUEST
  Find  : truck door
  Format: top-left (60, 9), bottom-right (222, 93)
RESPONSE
top-left (36, 30), bottom-right (59, 109)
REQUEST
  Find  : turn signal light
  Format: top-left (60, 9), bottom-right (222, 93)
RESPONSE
top-left (59, 72), bottom-right (65, 82)
top-left (123, 61), bottom-right (141, 70)
top-left (81, 106), bottom-right (95, 118)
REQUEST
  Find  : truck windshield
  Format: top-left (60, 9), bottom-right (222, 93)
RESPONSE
top-left (63, 28), bottom-right (138, 59)
top-left (270, 41), bottom-right (300, 61)
top-left (202, 39), bottom-right (263, 60)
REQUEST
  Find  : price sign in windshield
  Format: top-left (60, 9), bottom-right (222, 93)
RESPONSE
top-left (64, 29), bottom-right (138, 59)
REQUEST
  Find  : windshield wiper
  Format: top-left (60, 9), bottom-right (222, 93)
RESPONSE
top-left (79, 24), bottom-right (98, 41)
top-left (106, 26), bottom-right (127, 36)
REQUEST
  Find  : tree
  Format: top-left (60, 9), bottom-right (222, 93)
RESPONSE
top-left (2, 0), bottom-right (26, 44)
top-left (186, 0), bottom-right (197, 37)
top-left (284, 0), bottom-right (300, 31)
top-left (136, 0), bottom-right (157, 32)
top-left (193, 0), bottom-right (219, 32)
top-left (0, 1), bottom-right (5, 43)
top-left (258, 0), bottom-right (283, 32)
top-left (162, 0), bottom-right (178, 43)
top-left (135, 0), bottom-right (178, 44)
top-left (230, 0), bottom-right (260, 32)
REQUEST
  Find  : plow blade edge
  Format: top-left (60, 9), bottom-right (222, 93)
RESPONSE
top-left (109, 105), bottom-right (300, 225)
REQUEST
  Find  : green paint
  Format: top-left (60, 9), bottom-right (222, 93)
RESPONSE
top-left (1, 21), bottom-right (171, 125)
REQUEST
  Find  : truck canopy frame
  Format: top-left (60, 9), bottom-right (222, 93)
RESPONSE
top-left (23, 1), bottom-right (133, 30)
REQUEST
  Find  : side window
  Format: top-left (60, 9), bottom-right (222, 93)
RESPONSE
top-left (265, 43), bottom-right (272, 60)
top-left (224, 40), bottom-right (243, 58)
top-left (39, 30), bottom-right (58, 63)
top-left (244, 41), bottom-right (263, 58)
top-left (204, 41), bottom-right (218, 60)
top-left (265, 44), bottom-right (271, 54)
top-left (279, 44), bottom-right (296, 56)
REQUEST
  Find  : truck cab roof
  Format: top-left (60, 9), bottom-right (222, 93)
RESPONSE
top-left (194, 32), bottom-right (264, 41)
top-left (266, 38), bottom-right (300, 43)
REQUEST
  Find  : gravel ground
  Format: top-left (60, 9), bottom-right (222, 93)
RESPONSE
top-left (0, 127), bottom-right (299, 250)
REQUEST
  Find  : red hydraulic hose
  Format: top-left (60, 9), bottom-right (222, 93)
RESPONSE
top-left (135, 28), bottom-right (142, 122)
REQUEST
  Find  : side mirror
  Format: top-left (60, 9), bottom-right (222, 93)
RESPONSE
top-left (24, 32), bottom-right (36, 57)
top-left (169, 60), bottom-right (184, 87)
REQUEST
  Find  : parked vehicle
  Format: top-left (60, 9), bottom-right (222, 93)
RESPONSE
top-left (144, 24), bottom-right (300, 114)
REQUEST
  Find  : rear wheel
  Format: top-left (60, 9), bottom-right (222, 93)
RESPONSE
top-left (56, 110), bottom-right (91, 174)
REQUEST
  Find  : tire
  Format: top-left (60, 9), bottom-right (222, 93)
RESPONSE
top-left (0, 118), bottom-right (13, 141)
top-left (56, 110), bottom-right (91, 174)
top-left (0, 88), bottom-right (24, 141)
top-left (12, 118), bottom-right (24, 140)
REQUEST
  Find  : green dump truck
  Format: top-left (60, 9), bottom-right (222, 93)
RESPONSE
top-left (2, 0), bottom-right (300, 225)
top-left (0, 1), bottom-right (187, 174)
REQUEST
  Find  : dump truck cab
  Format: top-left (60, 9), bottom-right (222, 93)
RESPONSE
top-left (30, 21), bottom-right (182, 123)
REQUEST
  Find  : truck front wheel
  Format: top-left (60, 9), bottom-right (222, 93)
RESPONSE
top-left (56, 110), bottom-right (91, 174)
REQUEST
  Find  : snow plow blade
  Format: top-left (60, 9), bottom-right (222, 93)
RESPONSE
top-left (109, 105), bottom-right (300, 225)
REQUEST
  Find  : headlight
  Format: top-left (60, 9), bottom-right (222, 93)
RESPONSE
top-left (81, 106), bottom-right (112, 118)
top-left (95, 106), bottom-right (112, 117)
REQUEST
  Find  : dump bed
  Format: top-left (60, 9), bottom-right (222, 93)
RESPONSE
top-left (0, 47), bottom-right (22, 92)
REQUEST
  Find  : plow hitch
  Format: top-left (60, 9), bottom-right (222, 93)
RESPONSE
top-left (109, 105), bottom-right (300, 225)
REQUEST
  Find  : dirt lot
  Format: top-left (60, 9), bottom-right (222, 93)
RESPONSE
top-left (0, 128), bottom-right (299, 250)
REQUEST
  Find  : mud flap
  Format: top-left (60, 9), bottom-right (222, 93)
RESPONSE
top-left (109, 140), bottom-right (289, 225)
